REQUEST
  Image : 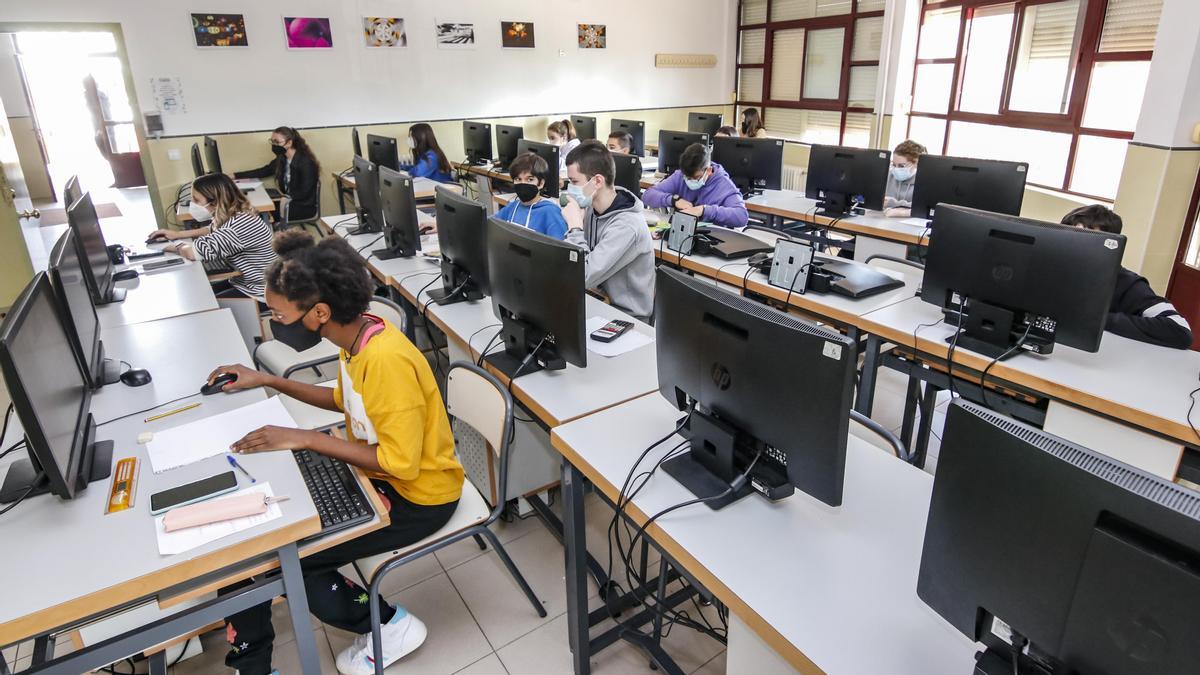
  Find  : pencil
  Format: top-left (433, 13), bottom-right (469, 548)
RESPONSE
top-left (144, 402), bottom-right (201, 423)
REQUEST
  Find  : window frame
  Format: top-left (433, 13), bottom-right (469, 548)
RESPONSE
top-left (908, 0), bottom-right (1156, 200)
top-left (736, 0), bottom-right (884, 146)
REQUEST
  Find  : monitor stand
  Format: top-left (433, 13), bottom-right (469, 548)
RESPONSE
top-left (427, 264), bottom-right (482, 306)
top-left (0, 420), bottom-right (113, 503)
top-left (815, 192), bottom-right (864, 219)
top-left (663, 411), bottom-right (757, 511)
top-left (97, 286), bottom-right (127, 306)
top-left (95, 341), bottom-right (122, 387)
top-left (372, 244), bottom-right (416, 261)
top-left (943, 300), bottom-right (1055, 360)
top-left (972, 646), bottom-right (1054, 675)
top-left (484, 314), bottom-right (565, 379)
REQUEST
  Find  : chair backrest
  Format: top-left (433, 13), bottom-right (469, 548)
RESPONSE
top-left (368, 296), bottom-right (407, 334)
top-left (445, 363), bottom-right (511, 456)
top-left (848, 409), bottom-right (910, 462)
top-left (865, 254), bottom-right (924, 281)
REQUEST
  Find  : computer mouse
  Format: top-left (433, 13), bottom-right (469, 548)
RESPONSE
top-left (201, 372), bottom-right (238, 396)
top-left (113, 269), bottom-right (139, 282)
top-left (120, 369), bottom-right (152, 387)
top-left (146, 234), bottom-right (169, 244)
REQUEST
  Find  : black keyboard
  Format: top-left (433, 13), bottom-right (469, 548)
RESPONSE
top-left (293, 449), bottom-right (375, 537)
top-left (202, 259), bottom-right (235, 275)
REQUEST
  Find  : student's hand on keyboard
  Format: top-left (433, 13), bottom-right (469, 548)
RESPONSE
top-left (207, 363), bottom-right (270, 392)
top-left (230, 425), bottom-right (314, 454)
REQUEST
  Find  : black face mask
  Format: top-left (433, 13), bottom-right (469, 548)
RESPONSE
top-left (513, 182), bottom-right (540, 203)
top-left (271, 143), bottom-right (287, 156)
top-left (270, 307), bottom-right (322, 352)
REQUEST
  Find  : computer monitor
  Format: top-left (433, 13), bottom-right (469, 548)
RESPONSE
top-left (654, 266), bottom-right (856, 509)
top-left (351, 127), bottom-right (362, 158)
top-left (373, 167), bottom-right (421, 261)
top-left (495, 124), bottom-right (524, 172)
top-left (203, 135), bottom-right (222, 175)
top-left (366, 133), bottom-right (399, 172)
top-left (612, 152), bottom-right (644, 198)
top-left (805, 145), bottom-right (889, 217)
top-left (463, 121), bottom-right (493, 166)
top-left (688, 112), bottom-right (723, 137)
top-left (67, 193), bottom-right (124, 306)
top-left (657, 130), bottom-right (710, 175)
top-left (351, 155), bottom-right (384, 235)
top-left (190, 143), bottom-right (205, 178)
top-left (919, 400), bottom-right (1200, 675)
top-left (571, 115), bottom-right (597, 141)
top-left (611, 119), bottom-right (645, 156)
top-left (910, 155), bottom-right (1028, 221)
top-left (63, 175), bottom-right (82, 209)
top-left (49, 231), bottom-right (119, 388)
top-left (430, 186), bottom-right (490, 305)
top-left (920, 205), bottom-right (1124, 358)
top-left (712, 137), bottom-right (784, 196)
top-left (516, 139), bottom-right (560, 198)
top-left (485, 217), bottom-right (587, 379)
top-left (0, 273), bottom-right (111, 503)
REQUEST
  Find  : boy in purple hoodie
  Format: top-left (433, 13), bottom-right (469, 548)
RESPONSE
top-left (642, 143), bottom-right (749, 230)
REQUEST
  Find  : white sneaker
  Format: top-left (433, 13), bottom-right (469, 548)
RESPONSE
top-left (335, 609), bottom-right (427, 675)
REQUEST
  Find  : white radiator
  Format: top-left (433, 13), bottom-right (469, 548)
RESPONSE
top-left (782, 165), bottom-right (805, 192)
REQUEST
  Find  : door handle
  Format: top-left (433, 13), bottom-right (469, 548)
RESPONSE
top-left (18, 208), bottom-right (40, 219)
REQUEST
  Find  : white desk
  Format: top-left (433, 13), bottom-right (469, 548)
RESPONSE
top-left (319, 216), bottom-right (441, 285)
top-left (177, 188), bottom-right (275, 222)
top-left (99, 259), bottom-right (220, 328)
top-left (550, 394), bottom-right (978, 674)
top-left (90, 309), bottom-right (254, 425)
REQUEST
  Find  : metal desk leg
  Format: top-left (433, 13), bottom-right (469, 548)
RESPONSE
top-left (900, 375), bottom-right (920, 448)
top-left (855, 334), bottom-right (882, 416)
top-left (337, 183), bottom-right (347, 214)
top-left (913, 383), bottom-right (941, 469)
top-left (278, 542), bottom-right (323, 675)
top-left (148, 650), bottom-right (167, 675)
top-left (562, 458), bottom-right (591, 675)
top-left (31, 636), bottom-right (50, 665)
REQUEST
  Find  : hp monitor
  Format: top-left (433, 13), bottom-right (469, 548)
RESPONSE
top-left (373, 167), bottom-right (422, 260)
top-left (463, 121), bottom-right (493, 166)
top-left (67, 193), bottom-right (124, 305)
top-left (495, 124), bottom-right (525, 172)
top-left (611, 119), bottom-right (646, 157)
top-left (429, 186), bottom-right (490, 305)
top-left (688, 112), bottom-right (723, 137)
top-left (657, 130), bottom-right (710, 176)
top-left (712, 137), bottom-right (784, 196)
top-left (203, 135), bottom-right (222, 175)
top-left (911, 155), bottom-right (1028, 221)
top-left (49, 231), bottom-right (120, 387)
top-left (516, 139), bottom-right (560, 199)
top-left (351, 155), bottom-right (384, 235)
top-left (571, 115), bottom-right (597, 141)
top-left (366, 134), bottom-right (400, 172)
top-left (805, 145), bottom-right (889, 217)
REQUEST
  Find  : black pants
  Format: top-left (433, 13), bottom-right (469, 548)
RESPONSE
top-left (222, 481), bottom-right (458, 674)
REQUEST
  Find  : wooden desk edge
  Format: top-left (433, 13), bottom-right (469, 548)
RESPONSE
top-left (549, 426), bottom-right (825, 675)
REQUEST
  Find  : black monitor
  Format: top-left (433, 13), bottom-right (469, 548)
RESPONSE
top-left (351, 127), bottom-right (362, 157)
top-left (67, 193), bottom-right (123, 306)
top-left (919, 400), bottom-right (1200, 675)
top-left (495, 124), bottom-right (524, 172)
top-left (654, 266), bottom-right (855, 509)
top-left (688, 112), bottom-right (723, 137)
top-left (516, 139), bottom-right (560, 198)
top-left (190, 143), bottom-right (205, 178)
top-left (49, 231), bottom-right (119, 388)
top-left (373, 167), bottom-right (421, 261)
top-left (463, 121), bottom-right (493, 166)
top-left (203, 135), bottom-right (222, 175)
top-left (612, 152), bottom-right (644, 198)
top-left (351, 155), bottom-right (384, 235)
top-left (366, 133), bottom-right (400, 172)
top-left (611, 119), bottom-right (645, 156)
top-left (571, 115), bottom-right (597, 141)
top-left (0, 273), bottom-right (111, 503)
top-left (712, 137), bottom-right (784, 196)
top-left (805, 144), bottom-right (889, 217)
top-left (430, 186), bottom-right (490, 305)
top-left (911, 155), bottom-right (1028, 221)
top-left (485, 217), bottom-right (587, 379)
top-left (63, 175), bottom-right (82, 208)
top-left (657, 130), bottom-right (710, 175)
top-left (921, 205), bottom-right (1124, 358)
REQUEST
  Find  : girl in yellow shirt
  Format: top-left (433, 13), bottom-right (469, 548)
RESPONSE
top-left (208, 230), bottom-right (463, 675)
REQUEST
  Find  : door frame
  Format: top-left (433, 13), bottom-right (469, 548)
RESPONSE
top-left (1165, 162), bottom-right (1200, 349)
top-left (0, 21), bottom-right (163, 223)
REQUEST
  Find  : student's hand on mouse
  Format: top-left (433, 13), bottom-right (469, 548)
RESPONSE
top-left (147, 229), bottom-right (177, 241)
top-left (206, 364), bottom-right (267, 392)
top-left (230, 425), bottom-right (313, 454)
top-left (884, 207), bottom-right (911, 219)
top-left (883, 196), bottom-right (898, 209)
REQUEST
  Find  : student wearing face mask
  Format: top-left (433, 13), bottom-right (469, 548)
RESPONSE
top-left (883, 140), bottom-right (925, 218)
top-left (147, 173), bottom-right (276, 299)
top-left (205, 230), bottom-right (463, 675)
top-left (547, 119), bottom-right (580, 173)
top-left (493, 152), bottom-right (568, 239)
top-left (606, 131), bottom-right (633, 155)
top-left (640, 143), bottom-right (748, 230)
top-left (561, 141), bottom-right (655, 320)
top-left (233, 126), bottom-right (321, 221)
top-left (401, 123), bottom-right (454, 183)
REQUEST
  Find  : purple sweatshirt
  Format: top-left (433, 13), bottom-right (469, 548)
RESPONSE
top-left (642, 162), bottom-right (749, 229)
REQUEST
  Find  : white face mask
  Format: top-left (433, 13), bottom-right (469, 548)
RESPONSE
top-left (407, 137), bottom-right (416, 149)
top-left (188, 201), bottom-right (213, 222)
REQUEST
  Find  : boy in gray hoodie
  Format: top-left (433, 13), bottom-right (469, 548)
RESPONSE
top-left (561, 141), bottom-right (656, 320)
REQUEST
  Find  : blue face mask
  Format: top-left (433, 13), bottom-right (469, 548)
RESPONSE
top-left (891, 166), bottom-right (915, 183)
top-left (567, 181), bottom-right (594, 209)
top-left (684, 168), bottom-right (710, 191)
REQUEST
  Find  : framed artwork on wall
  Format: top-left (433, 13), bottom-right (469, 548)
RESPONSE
top-left (191, 13), bottom-right (248, 48)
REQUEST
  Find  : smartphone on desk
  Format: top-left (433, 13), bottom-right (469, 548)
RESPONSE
top-left (149, 470), bottom-right (238, 515)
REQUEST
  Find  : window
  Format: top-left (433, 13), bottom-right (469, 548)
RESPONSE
top-left (907, 0), bottom-right (1163, 200)
top-left (736, 0), bottom-right (885, 146)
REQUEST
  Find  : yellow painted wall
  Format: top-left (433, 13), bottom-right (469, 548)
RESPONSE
top-left (1113, 144), bottom-right (1200, 289)
top-left (147, 104), bottom-right (733, 226)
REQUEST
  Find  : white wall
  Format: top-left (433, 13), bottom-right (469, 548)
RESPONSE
top-left (0, 35), bottom-right (29, 117)
top-left (1133, 0), bottom-right (1200, 149)
top-left (0, 0), bottom-right (737, 136)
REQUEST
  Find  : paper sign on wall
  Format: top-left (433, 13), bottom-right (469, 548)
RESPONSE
top-left (150, 77), bottom-right (186, 115)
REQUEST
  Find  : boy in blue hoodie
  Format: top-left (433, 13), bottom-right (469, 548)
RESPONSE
top-left (641, 143), bottom-right (748, 230)
top-left (494, 152), bottom-right (569, 239)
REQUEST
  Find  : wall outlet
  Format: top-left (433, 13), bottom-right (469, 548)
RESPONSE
top-left (167, 149), bottom-right (181, 160)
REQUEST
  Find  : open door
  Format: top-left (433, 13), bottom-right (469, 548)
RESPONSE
top-left (82, 72), bottom-right (144, 188)
top-left (1166, 169), bottom-right (1200, 350)
top-left (0, 91), bottom-right (36, 312)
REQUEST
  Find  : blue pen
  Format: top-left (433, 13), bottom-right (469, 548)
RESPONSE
top-left (227, 454), bottom-right (256, 483)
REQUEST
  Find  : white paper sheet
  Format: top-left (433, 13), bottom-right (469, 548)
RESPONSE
top-left (146, 397), bottom-right (298, 474)
top-left (586, 317), bottom-right (654, 358)
top-left (155, 483), bottom-right (282, 556)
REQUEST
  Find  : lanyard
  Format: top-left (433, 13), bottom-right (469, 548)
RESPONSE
top-left (509, 200), bottom-right (535, 229)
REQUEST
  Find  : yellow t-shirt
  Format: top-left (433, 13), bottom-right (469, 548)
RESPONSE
top-left (333, 317), bottom-right (463, 506)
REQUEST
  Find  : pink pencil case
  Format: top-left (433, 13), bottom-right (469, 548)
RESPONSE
top-left (163, 493), bottom-right (268, 532)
